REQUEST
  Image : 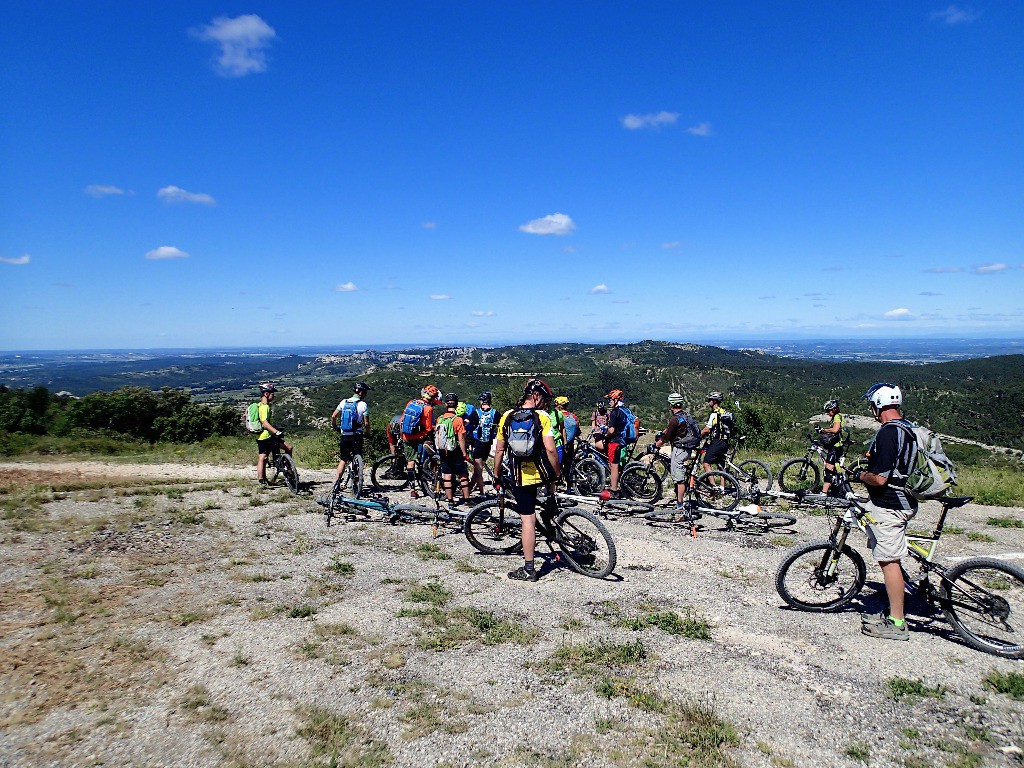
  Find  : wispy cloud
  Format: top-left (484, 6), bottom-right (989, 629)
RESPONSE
top-left (884, 307), bottom-right (912, 319)
top-left (930, 5), bottom-right (978, 24)
top-left (519, 212), bottom-right (576, 236)
top-left (589, 284), bottom-right (611, 294)
top-left (429, 294), bottom-right (451, 300)
top-left (686, 122), bottom-right (713, 137)
top-left (563, 245), bottom-right (579, 254)
top-left (470, 310), bottom-right (495, 317)
top-left (158, 185), bottom-right (216, 205)
top-left (974, 263), bottom-right (1007, 275)
top-left (660, 242), bottom-right (681, 249)
top-left (192, 14), bottom-right (276, 77)
top-left (924, 266), bottom-right (963, 273)
top-left (919, 291), bottom-right (943, 296)
top-left (421, 221), bottom-right (437, 230)
top-left (335, 282), bottom-right (358, 292)
top-left (84, 184), bottom-right (125, 198)
top-left (0, 254), bottom-right (30, 265)
top-left (621, 111), bottom-right (678, 130)
top-left (145, 246), bottom-right (189, 260)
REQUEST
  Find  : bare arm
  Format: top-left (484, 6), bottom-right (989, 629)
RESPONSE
top-left (543, 433), bottom-right (561, 478)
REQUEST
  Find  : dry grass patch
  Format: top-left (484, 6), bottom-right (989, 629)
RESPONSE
top-left (295, 705), bottom-right (390, 767)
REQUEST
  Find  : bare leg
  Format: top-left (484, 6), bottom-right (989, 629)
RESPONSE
top-left (521, 513), bottom-right (536, 561)
top-left (257, 454), bottom-right (267, 482)
top-left (880, 560), bottom-right (906, 620)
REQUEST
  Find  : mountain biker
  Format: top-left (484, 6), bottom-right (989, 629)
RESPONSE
top-left (554, 396), bottom-right (579, 489)
top-left (255, 383), bottom-right (291, 484)
top-left (402, 385), bottom-right (441, 499)
top-left (436, 393), bottom-right (471, 505)
top-left (469, 391), bottom-right (497, 495)
top-left (493, 378), bottom-right (561, 582)
top-left (330, 382), bottom-right (370, 485)
top-left (590, 400), bottom-right (609, 453)
top-left (700, 391), bottom-right (730, 477)
top-left (385, 413), bottom-right (403, 456)
top-left (851, 382), bottom-right (919, 642)
top-left (601, 389), bottom-right (629, 497)
top-left (546, 398), bottom-right (568, 465)
top-left (653, 392), bottom-right (701, 509)
top-left (819, 399), bottom-right (845, 496)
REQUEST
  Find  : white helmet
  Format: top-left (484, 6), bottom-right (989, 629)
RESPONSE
top-left (863, 382), bottom-right (902, 411)
top-left (667, 392), bottom-right (685, 406)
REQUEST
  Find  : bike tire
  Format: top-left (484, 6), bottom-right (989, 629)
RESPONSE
top-left (569, 458), bottom-right (605, 496)
top-left (620, 465), bottom-right (663, 503)
top-left (778, 458), bottom-right (820, 494)
top-left (736, 459), bottom-right (773, 494)
top-left (603, 498), bottom-right (655, 516)
top-left (371, 454), bottom-right (409, 492)
top-left (775, 539), bottom-right (867, 612)
top-left (554, 507), bottom-right (617, 579)
top-left (278, 454), bottom-right (299, 494)
top-left (463, 499), bottom-right (524, 555)
top-left (734, 511), bottom-right (797, 532)
top-left (418, 454), bottom-right (441, 498)
top-left (350, 454), bottom-right (364, 499)
top-left (941, 557), bottom-right (1024, 659)
top-left (644, 507), bottom-right (700, 525)
top-left (388, 504), bottom-right (435, 526)
top-left (692, 470), bottom-right (740, 512)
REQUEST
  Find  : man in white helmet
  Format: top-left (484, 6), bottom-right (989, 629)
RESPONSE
top-left (851, 382), bottom-right (919, 641)
top-left (652, 393), bottom-right (702, 509)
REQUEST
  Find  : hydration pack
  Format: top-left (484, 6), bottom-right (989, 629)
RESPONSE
top-left (892, 422), bottom-right (958, 500)
top-left (504, 408), bottom-right (542, 458)
top-left (673, 412), bottom-right (702, 450)
top-left (562, 411), bottom-right (579, 443)
top-left (401, 399), bottom-right (427, 437)
top-left (718, 410), bottom-right (736, 440)
top-left (435, 414), bottom-right (457, 452)
top-left (475, 409), bottom-right (497, 442)
top-left (339, 400), bottom-right (362, 434)
top-left (245, 402), bottom-right (262, 434)
top-left (618, 406), bottom-right (638, 443)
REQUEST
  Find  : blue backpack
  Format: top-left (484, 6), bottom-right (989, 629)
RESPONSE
top-left (475, 408), bottom-right (497, 442)
top-left (562, 411), bottom-right (579, 443)
top-left (618, 406), bottom-right (638, 442)
top-left (504, 408), bottom-right (542, 458)
top-left (339, 399), bottom-right (362, 434)
top-left (401, 399), bottom-right (426, 437)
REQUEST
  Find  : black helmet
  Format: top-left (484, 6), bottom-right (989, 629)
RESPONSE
top-left (353, 381), bottom-right (370, 395)
top-left (523, 378), bottom-right (553, 401)
top-left (259, 383), bottom-right (277, 394)
top-left (443, 392), bottom-right (459, 405)
top-left (478, 391), bottom-right (492, 404)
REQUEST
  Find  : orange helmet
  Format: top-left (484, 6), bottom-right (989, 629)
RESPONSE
top-left (421, 385), bottom-right (440, 403)
top-left (605, 389), bottom-right (624, 401)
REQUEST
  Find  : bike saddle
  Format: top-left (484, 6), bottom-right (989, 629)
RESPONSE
top-left (939, 496), bottom-right (973, 508)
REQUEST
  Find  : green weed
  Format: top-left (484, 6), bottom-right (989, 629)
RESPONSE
top-left (887, 676), bottom-right (946, 701)
top-left (983, 670), bottom-right (1024, 700)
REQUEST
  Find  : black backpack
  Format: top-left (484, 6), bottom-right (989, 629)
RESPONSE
top-left (673, 413), bottom-right (702, 450)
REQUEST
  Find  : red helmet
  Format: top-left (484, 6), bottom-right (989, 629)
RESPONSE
top-left (421, 385), bottom-right (440, 402)
top-left (605, 389), bottom-right (624, 401)
top-left (523, 378), bottom-right (553, 401)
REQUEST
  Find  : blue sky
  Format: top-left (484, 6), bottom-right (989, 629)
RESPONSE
top-left (2, 2), bottom-right (1022, 350)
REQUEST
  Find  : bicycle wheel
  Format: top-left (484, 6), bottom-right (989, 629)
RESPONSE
top-left (775, 539), bottom-right (866, 611)
top-left (733, 510), bottom-right (797, 532)
top-left (620, 465), bottom-right (663, 503)
top-left (278, 454), bottom-right (299, 494)
top-left (554, 507), bottom-right (617, 579)
top-left (692, 471), bottom-right (740, 512)
top-left (644, 507), bottom-right (700, 525)
top-left (941, 557), bottom-right (1024, 659)
top-left (371, 454), bottom-right (409, 492)
top-left (388, 504), bottom-right (435, 526)
top-left (778, 458), bottom-right (820, 494)
top-left (569, 458), bottom-right (605, 496)
top-left (603, 498), bottom-right (655, 516)
top-left (463, 499), bottom-right (523, 555)
top-left (325, 481), bottom-right (344, 527)
top-left (736, 459), bottom-right (773, 494)
top-left (350, 454), bottom-right (364, 498)
top-left (418, 454), bottom-right (441, 498)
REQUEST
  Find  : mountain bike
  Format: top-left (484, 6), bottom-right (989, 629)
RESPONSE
top-left (334, 453), bottom-right (363, 499)
top-left (774, 480), bottom-right (1024, 659)
top-left (266, 442), bottom-right (299, 494)
top-left (570, 433), bottom-right (662, 501)
top-left (369, 442), bottom-right (440, 497)
top-left (463, 495), bottom-right (617, 579)
top-left (541, 487), bottom-right (654, 519)
top-left (777, 430), bottom-right (854, 493)
top-left (323, 491), bottom-right (435, 528)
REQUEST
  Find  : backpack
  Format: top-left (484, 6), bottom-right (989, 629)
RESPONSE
top-left (562, 410), bottom-right (579, 443)
top-left (504, 408), bottom-right (543, 459)
top-left (339, 399), bottom-right (362, 434)
top-left (717, 410), bottom-right (736, 440)
top-left (892, 421), bottom-right (958, 500)
top-left (245, 402), bottom-right (263, 434)
top-left (435, 414), bottom-right (457, 452)
top-left (475, 409), bottom-right (497, 442)
top-left (401, 399), bottom-right (427, 437)
top-left (618, 406), bottom-right (638, 443)
top-left (673, 412), bottom-right (702, 450)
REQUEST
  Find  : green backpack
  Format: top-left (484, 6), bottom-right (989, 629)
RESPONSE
top-left (245, 402), bottom-right (263, 433)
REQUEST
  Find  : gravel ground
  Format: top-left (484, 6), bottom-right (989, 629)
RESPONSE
top-left (2, 459), bottom-right (1024, 768)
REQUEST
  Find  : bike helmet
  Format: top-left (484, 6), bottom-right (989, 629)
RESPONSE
top-left (667, 392), bottom-right (685, 406)
top-left (554, 395), bottom-right (569, 407)
top-left (421, 385), bottom-right (440, 402)
top-left (822, 399), bottom-right (839, 412)
top-left (478, 391), bottom-right (492, 404)
top-left (863, 382), bottom-right (902, 411)
top-left (706, 391), bottom-right (723, 403)
top-left (605, 389), bottom-right (624, 401)
top-left (443, 392), bottom-right (459, 406)
top-left (259, 383), bottom-right (277, 395)
top-left (353, 381), bottom-right (370, 395)
top-left (523, 378), bottom-right (553, 401)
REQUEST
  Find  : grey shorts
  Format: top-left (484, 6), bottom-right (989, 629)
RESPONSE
top-left (670, 447), bottom-right (693, 484)
top-left (864, 499), bottom-right (917, 562)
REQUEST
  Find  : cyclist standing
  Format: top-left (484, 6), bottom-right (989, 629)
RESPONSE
top-left (401, 385), bottom-right (441, 499)
top-left (851, 383), bottom-right (919, 642)
top-left (493, 379), bottom-right (560, 582)
top-left (469, 391), bottom-right (498, 495)
top-left (554, 396), bottom-right (579, 488)
top-left (590, 400), bottom-right (609, 453)
top-left (255, 383), bottom-right (291, 484)
top-left (601, 389), bottom-right (629, 497)
top-left (435, 393), bottom-right (472, 505)
top-left (700, 391), bottom-right (730, 476)
top-left (653, 393), bottom-right (701, 509)
top-left (819, 399), bottom-right (845, 496)
top-left (385, 413), bottom-right (403, 456)
top-left (330, 382), bottom-right (370, 484)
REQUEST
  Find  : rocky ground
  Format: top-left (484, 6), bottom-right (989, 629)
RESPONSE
top-left (2, 459), bottom-right (1024, 768)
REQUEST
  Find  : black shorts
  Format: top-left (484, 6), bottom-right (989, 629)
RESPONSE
top-left (257, 435), bottom-right (283, 455)
top-left (511, 485), bottom-right (539, 517)
top-left (439, 449), bottom-right (468, 476)
top-left (703, 439), bottom-right (728, 467)
top-left (825, 446), bottom-right (844, 465)
top-left (338, 434), bottom-right (364, 462)
top-left (470, 440), bottom-right (492, 460)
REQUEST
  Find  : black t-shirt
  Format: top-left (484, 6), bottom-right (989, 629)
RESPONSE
top-left (608, 407), bottom-right (628, 445)
top-left (866, 420), bottom-right (917, 510)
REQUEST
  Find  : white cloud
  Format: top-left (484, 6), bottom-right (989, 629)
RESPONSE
top-left (84, 184), bottom-right (125, 198)
top-left (193, 14), bottom-right (276, 77)
top-left (0, 254), bottom-right (30, 265)
top-left (621, 111), bottom-right (678, 130)
top-left (429, 294), bottom-right (451, 300)
top-left (884, 307), bottom-right (912, 318)
top-left (470, 310), bottom-right (495, 317)
top-left (145, 246), bottom-right (189, 260)
top-left (335, 282), bottom-right (358, 292)
top-left (919, 291), bottom-right (943, 296)
top-left (930, 5), bottom-right (978, 24)
top-left (519, 212), bottom-right (576, 236)
top-left (924, 266), bottom-right (963, 273)
top-left (421, 221), bottom-right (437, 230)
top-left (974, 263), bottom-right (1007, 275)
top-left (686, 122), bottom-right (714, 137)
top-left (660, 242), bottom-right (681, 249)
top-left (158, 185), bottom-right (216, 205)
top-left (589, 284), bottom-right (611, 294)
